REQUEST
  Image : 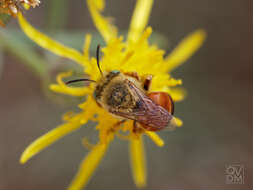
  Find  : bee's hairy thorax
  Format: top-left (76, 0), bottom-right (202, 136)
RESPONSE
top-left (94, 71), bottom-right (141, 113)
top-left (105, 82), bottom-right (133, 109)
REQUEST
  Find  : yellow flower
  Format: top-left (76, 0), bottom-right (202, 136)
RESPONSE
top-left (17, 0), bottom-right (206, 189)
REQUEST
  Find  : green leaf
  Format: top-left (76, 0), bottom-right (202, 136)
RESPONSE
top-left (0, 30), bottom-right (48, 78)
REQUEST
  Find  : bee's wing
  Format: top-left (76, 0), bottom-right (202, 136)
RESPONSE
top-left (110, 79), bottom-right (175, 131)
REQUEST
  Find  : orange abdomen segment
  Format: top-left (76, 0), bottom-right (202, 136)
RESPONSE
top-left (148, 92), bottom-right (174, 115)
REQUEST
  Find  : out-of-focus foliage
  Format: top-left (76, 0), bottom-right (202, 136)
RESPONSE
top-left (0, 13), bottom-right (11, 26)
top-left (0, 0), bottom-right (40, 26)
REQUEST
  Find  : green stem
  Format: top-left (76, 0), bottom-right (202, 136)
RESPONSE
top-left (0, 30), bottom-right (48, 79)
top-left (47, 0), bottom-right (68, 32)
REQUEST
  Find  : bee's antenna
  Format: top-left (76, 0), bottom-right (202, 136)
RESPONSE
top-left (96, 44), bottom-right (103, 76)
top-left (66, 78), bottom-right (96, 85)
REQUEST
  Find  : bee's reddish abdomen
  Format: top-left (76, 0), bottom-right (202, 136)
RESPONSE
top-left (148, 92), bottom-right (174, 115)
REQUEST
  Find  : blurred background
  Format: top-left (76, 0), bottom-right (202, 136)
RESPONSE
top-left (0, 0), bottom-right (252, 189)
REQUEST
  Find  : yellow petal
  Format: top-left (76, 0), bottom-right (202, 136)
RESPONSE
top-left (86, 0), bottom-right (117, 42)
top-left (150, 74), bottom-right (182, 92)
top-left (23, 3), bottom-right (30, 10)
top-left (129, 135), bottom-right (147, 188)
top-left (49, 71), bottom-right (92, 96)
top-left (50, 84), bottom-right (91, 96)
top-left (83, 34), bottom-right (92, 58)
top-left (68, 143), bottom-right (109, 190)
top-left (17, 12), bottom-right (85, 64)
top-left (145, 131), bottom-right (164, 147)
top-left (128, 0), bottom-right (154, 42)
top-left (20, 113), bottom-right (87, 164)
top-left (173, 117), bottom-right (183, 127)
top-left (170, 87), bottom-right (187, 102)
top-left (165, 29), bottom-right (207, 71)
top-left (135, 26), bottom-right (152, 45)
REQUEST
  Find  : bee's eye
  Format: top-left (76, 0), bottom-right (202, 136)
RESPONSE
top-left (111, 70), bottom-right (120, 74)
top-left (93, 91), bottom-right (97, 98)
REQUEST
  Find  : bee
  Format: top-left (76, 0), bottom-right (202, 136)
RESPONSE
top-left (66, 45), bottom-right (176, 131)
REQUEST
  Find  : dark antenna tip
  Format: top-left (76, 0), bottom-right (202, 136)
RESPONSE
top-left (96, 44), bottom-right (103, 76)
top-left (65, 78), bottom-right (96, 85)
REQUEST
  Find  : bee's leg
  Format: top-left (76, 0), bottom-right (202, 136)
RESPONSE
top-left (133, 121), bottom-right (143, 134)
top-left (111, 119), bottom-right (126, 132)
top-left (116, 119), bottom-right (126, 126)
top-left (133, 121), bottom-right (137, 133)
top-left (124, 72), bottom-right (140, 81)
top-left (143, 75), bottom-right (153, 91)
